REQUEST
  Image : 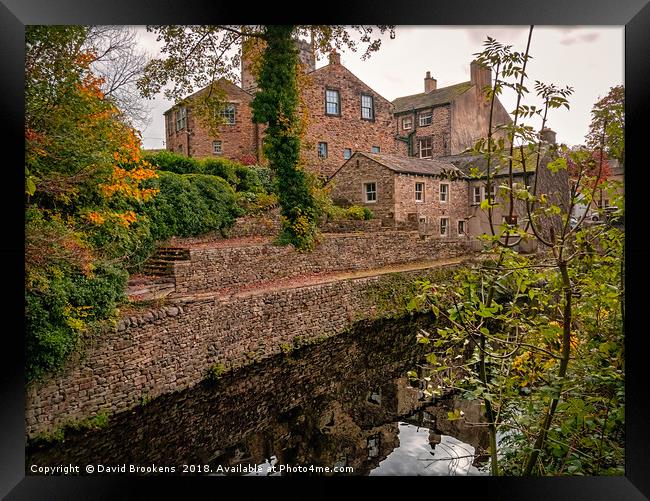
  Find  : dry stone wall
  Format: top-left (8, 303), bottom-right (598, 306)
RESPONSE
top-left (25, 267), bottom-right (461, 438)
top-left (173, 231), bottom-right (469, 294)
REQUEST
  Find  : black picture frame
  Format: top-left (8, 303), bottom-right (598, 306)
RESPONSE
top-left (2, 1), bottom-right (649, 499)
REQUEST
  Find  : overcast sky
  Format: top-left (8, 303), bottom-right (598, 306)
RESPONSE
top-left (135, 26), bottom-right (624, 150)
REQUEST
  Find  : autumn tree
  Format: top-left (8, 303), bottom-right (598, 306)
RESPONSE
top-left (85, 25), bottom-right (153, 128)
top-left (411, 27), bottom-right (624, 476)
top-left (137, 25), bottom-right (395, 250)
top-left (25, 25), bottom-right (158, 381)
top-left (586, 85), bottom-right (624, 168)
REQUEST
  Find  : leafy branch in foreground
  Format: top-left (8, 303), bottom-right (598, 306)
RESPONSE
top-left (409, 26), bottom-right (624, 476)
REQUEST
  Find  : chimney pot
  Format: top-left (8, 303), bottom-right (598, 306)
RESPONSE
top-left (329, 51), bottom-right (341, 65)
top-left (424, 71), bottom-right (437, 93)
top-left (470, 59), bottom-right (492, 90)
top-left (540, 128), bottom-right (557, 144)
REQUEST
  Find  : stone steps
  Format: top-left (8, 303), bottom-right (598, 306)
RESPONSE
top-left (142, 247), bottom-right (190, 276)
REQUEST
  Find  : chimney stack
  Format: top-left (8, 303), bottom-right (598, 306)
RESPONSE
top-left (424, 71), bottom-right (437, 93)
top-left (470, 60), bottom-right (492, 95)
top-left (329, 51), bottom-right (341, 65)
top-left (540, 127), bottom-right (557, 144)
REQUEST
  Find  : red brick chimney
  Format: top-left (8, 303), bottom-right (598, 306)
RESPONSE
top-left (424, 71), bottom-right (437, 93)
top-left (470, 60), bottom-right (492, 93)
top-left (329, 51), bottom-right (341, 65)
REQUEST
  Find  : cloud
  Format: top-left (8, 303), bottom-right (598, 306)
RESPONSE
top-left (463, 27), bottom-right (528, 46)
top-left (560, 31), bottom-right (600, 45)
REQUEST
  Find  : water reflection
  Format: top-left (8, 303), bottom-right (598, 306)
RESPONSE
top-left (27, 315), bottom-right (488, 475)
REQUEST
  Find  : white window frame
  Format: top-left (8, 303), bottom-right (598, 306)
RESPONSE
top-left (364, 182), bottom-right (377, 203)
top-left (472, 186), bottom-right (482, 205)
top-left (325, 89), bottom-right (340, 115)
top-left (318, 142), bottom-right (328, 159)
top-left (212, 140), bottom-right (222, 155)
top-left (418, 137), bottom-right (433, 159)
top-left (361, 94), bottom-right (374, 120)
top-left (419, 111), bottom-right (433, 127)
top-left (440, 217), bottom-right (449, 236)
top-left (415, 182), bottom-right (425, 203)
top-left (485, 183), bottom-right (497, 201)
top-left (458, 220), bottom-right (466, 235)
top-left (402, 117), bottom-right (413, 130)
top-left (439, 183), bottom-right (449, 203)
top-left (219, 103), bottom-right (236, 124)
top-left (175, 107), bottom-right (187, 131)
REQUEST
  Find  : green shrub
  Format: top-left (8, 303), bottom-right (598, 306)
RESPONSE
top-left (237, 191), bottom-right (279, 214)
top-left (233, 164), bottom-right (263, 193)
top-left (142, 150), bottom-right (272, 195)
top-left (26, 263), bottom-right (127, 382)
top-left (200, 157), bottom-right (239, 186)
top-left (141, 171), bottom-right (243, 241)
top-left (143, 150), bottom-right (199, 175)
top-left (249, 165), bottom-right (275, 193)
top-left (346, 205), bottom-right (366, 220)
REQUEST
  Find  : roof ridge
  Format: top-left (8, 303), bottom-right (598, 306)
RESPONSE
top-left (392, 80), bottom-right (473, 102)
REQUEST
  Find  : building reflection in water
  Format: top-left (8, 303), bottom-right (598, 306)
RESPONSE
top-left (27, 316), bottom-right (489, 475)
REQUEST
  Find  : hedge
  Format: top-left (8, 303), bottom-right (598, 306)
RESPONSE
top-left (143, 150), bottom-right (274, 194)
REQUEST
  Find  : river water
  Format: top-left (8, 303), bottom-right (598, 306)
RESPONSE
top-left (26, 315), bottom-right (489, 476)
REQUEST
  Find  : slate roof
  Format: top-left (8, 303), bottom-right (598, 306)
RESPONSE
top-left (436, 153), bottom-right (530, 177)
top-left (359, 152), bottom-right (464, 178)
top-left (392, 81), bottom-right (473, 114)
top-left (163, 78), bottom-right (251, 115)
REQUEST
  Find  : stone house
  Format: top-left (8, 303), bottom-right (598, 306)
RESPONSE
top-left (392, 61), bottom-right (512, 159)
top-left (164, 78), bottom-right (261, 163)
top-left (438, 128), bottom-right (570, 250)
top-left (331, 129), bottom-right (569, 249)
top-left (329, 152), bottom-right (469, 238)
top-left (164, 40), bottom-right (396, 178)
top-left (297, 52), bottom-right (397, 178)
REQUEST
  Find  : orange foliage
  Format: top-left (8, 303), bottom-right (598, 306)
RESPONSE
top-left (87, 211), bottom-right (105, 225)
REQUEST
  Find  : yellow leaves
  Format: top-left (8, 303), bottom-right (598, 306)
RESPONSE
top-left (63, 305), bottom-right (91, 333)
top-left (87, 211), bottom-right (105, 225)
top-left (512, 351), bottom-right (531, 371)
top-left (113, 210), bottom-right (137, 227)
top-left (100, 165), bottom-right (158, 201)
top-left (86, 209), bottom-right (141, 228)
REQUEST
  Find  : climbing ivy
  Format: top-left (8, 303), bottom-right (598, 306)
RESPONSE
top-left (251, 25), bottom-right (319, 251)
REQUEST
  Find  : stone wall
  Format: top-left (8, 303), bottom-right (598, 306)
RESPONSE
top-left (25, 266), bottom-right (462, 438)
top-left (165, 80), bottom-right (260, 163)
top-left (173, 231), bottom-right (469, 294)
top-left (394, 105), bottom-right (451, 158)
top-left (319, 218), bottom-right (384, 233)
top-left (329, 154), bottom-right (396, 220)
top-left (26, 316), bottom-right (437, 468)
top-left (300, 57), bottom-right (398, 178)
top-left (393, 172), bottom-right (468, 233)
